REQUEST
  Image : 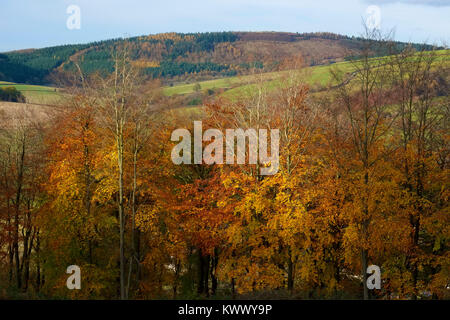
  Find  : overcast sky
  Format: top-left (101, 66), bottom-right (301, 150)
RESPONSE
top-left (1, 0), bottom-right (449, 52)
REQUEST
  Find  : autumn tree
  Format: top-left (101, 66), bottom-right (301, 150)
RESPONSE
top-left (0, 108), bottom-right (46, 292)
top-left (330, 27), bottom-right (398, 299)
top-left (387, 43), bottom-right (449, 298)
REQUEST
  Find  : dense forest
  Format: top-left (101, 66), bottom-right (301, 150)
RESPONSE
top-left (0, 30), bottom-right (448, 300)
top-left (0, 32), bottom-right (436, 85)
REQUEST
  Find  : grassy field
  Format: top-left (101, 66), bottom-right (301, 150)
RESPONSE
top-left (0, 82), bottom-right (64, 104)
top-left (221, 49), bottom-right (450, 99)
top-left (162, 49), bottom-right (450, 99)
top-left (162, 71), bottom-right (285, 96)
top-left (2, 49), bottom-right (448, 105)
top-left (162, 60), bottom-right (355, 98)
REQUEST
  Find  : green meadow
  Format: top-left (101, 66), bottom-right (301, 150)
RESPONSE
top-left (0, 82), bottom-right (64, 104)
top-left (2, 49), bottom-right (447, 106)
top-left (162, 49), bottom-right (449, 99)
top-left (162, 59), bottom-right (357, 99)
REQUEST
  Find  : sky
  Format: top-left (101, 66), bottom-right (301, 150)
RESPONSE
top-left (1, 0), bottom-right (449, 52)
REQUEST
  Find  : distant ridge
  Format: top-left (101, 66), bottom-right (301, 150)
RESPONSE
top-left (0, 31), bottom-right (438, 86)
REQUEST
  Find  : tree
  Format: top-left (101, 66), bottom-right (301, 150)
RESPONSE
top-left (0, 109), bottom-right (45, 291)
top-left (193, 83), bottom-right (201, 92)
top-left (331, 27), bottom-right (397, 299)
top-left (387, 43), bottom-right (449, 298)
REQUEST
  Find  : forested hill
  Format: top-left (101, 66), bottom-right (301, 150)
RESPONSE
top-left (0, 31), bottom-right (437, 85)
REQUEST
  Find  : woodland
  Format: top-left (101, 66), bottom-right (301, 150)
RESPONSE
top-left (0, 30), bottom-right (448, 300)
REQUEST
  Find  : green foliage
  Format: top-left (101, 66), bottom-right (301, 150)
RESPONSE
top-left (0, 32), bottom-right (238, 82)
top-left (2, 44), bottom-right (91, 83)
top-left (187, 97), bottom-right (203, 105)
top-left (0, 58), bottom-right (46, 84)
top-left (0, 86), bottom-right (25, 102)
top-left (193, 83), bottom-right (201, 92)
top-left (145, 61), bottom-right (230, 78)
top-left (239, 61), bottom-right (264, 69)
top-left (194, 32), bottom-right (238, 51)
top-left (0, 31), bottom-right (442, 86)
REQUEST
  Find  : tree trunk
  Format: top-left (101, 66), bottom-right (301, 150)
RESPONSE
top-left (287, 248), bottom-right (294, 293)
top-left (14, 137), bottom-right (26, 289)
top-left (116, 112), bottom-right (125, 300)
top-left (210, 250), bottom-right (218, 296)
top-left (197, 250), bottom-right (210, 296)
top-left (35, 232), bottom-right (41, 291)
top-left (361, 248), bottom-right (369, 300)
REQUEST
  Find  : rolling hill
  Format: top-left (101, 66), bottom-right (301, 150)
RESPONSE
top-left (0, 31), bottom-right (438, 87)
top-left (2, 48), bottom-right (448, 108)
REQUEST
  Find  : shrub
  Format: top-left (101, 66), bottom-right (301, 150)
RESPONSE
top-left (0, 87), bottom-right (25, 102)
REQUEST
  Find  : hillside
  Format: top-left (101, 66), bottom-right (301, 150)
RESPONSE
top-left (1, 32), bottom-right (448, 301)
top-left (0, 31), bottom-right (436, 86)
top-left (2, 48), bottom-right (448, 110)
top-left (0, 81), bottom-right (64, 105)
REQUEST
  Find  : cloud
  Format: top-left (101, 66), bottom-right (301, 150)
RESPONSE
top-left (364, 0), bottom-right (450, 6)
